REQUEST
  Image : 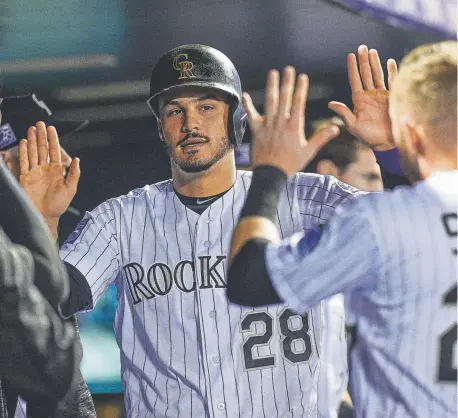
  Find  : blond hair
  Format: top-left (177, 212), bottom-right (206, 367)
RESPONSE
top-left (392, 41), bottom-right (457, 143)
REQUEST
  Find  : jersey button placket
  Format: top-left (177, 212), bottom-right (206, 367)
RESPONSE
top-left (195, 219), bottom-right (226, 414)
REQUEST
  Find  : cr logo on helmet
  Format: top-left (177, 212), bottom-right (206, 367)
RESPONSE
top-left (173, 53), bottom-right (196, 80)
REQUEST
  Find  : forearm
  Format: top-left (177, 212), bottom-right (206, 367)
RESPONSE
top-left (60, 262), bottom-right (93, 317)
top-left (227, 238), bottom-right (282, 306)
top-left (45, 216), bottom-right (60, 242)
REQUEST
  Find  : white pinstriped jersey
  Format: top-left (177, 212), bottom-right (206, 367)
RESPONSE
top-left (318, 295), bottom-right (348, 418)
top-left (267, 170), bottom-right (458, 418)
top-left (60, 171), bottom-right (359, 418)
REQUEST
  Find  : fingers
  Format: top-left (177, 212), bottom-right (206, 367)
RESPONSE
top-left (290, 73), bottom-right (309, 133)
top-left (357, 45), bottom-right (375, 90)
top-left (387, 58), bottom-right (398, 90)
top-left (347, 53), bottom-right (363, 94)
top-left (66, 158), bottom-right (81, 189)
top-left (369, 49), bottom-right (386, 89)
top-left (303, 126), bottom-right (340, 166)
top-left (27, 126), bottom-right (38, 169)
top-left (47, 126), bottom-right (62, 165)
top-left (18, 139), bottom-right (29, 175)
top-left (328, 101), bottom-right (356, 129)
top-left (242, 92), bottom-right (261, 127)
top-left (36, 121), bottom-right (49, 165)
top-left (278, 66), bottom-right (296, 118)
top-left (264, 69), bottom-right (280, 124)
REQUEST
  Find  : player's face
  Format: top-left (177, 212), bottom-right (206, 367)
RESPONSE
top-left (389, 96), bottom-right (422, 183)
top-left (339, 147), bottom-right (383, 192)
top-left (158, 88), bottom-right (233, 173)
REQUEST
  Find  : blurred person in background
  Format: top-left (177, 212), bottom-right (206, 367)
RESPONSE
top-left (304, 117), bottom-right (383, 193)
top-left (0, 93), bottom-right (95, 418)
top-left (0, 88), bottom-right (78, 418)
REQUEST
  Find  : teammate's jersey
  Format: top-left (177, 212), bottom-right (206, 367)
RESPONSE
top-left (318, 295), bottom-right (348, 418)
top-left (266, 170), bottom-right (458, 418)
top-left (60, 171), bottom-right (358, 418)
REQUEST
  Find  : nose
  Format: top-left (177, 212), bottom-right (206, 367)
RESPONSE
top-left (181, 109), bottom-right (201, 133)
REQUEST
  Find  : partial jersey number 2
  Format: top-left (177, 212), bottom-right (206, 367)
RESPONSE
top-left (240, 309), bottom-right (313, 370)
top-left (438, 213), bottom-right (457, 382)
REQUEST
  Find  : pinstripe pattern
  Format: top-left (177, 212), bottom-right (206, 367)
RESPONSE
top-left (267, 171), bottom-right (458, 418)
top-left (60, 171), bottom-right (360, 417)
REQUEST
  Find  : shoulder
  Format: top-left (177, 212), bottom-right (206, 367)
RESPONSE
top-left (291, 172), bottom-right (365, 208)
top-left (97, 179), bottom-right (174, 212)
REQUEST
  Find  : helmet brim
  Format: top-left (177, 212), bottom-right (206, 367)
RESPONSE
top-left (147, 81), bottom-right (240, 119)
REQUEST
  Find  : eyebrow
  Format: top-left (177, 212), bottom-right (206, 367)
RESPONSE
top-left (163, 94), bottom-right (222, 108)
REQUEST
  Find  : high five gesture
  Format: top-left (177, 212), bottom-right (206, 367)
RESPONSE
top-left (328, 45), bottom-right (398, 151)
top-left (243, 66), bottom-right (339, 176)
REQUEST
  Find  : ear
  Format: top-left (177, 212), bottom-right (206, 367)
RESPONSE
top-left (0, 150), bottom-right (7, 162)
top-left (316, 159), bottom-right (340, 177)
top-left (157, 119), bottom-right (165, 143)
top-left (401, 117), bottom-right (425, 156)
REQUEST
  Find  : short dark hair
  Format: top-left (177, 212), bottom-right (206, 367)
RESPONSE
top-left (304, 117), bottom-right (368, 174)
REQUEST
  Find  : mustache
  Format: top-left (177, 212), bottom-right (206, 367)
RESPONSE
top-left (178, 132), bottom-right (209, 146)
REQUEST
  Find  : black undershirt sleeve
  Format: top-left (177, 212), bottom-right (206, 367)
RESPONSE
top-left (60, 263), bottom-right (93, 318)
top-left (227, 238), bottom-right (282, 306)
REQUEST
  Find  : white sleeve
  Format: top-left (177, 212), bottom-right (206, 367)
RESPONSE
top-left (266, 196), bottom-right (380, 316)
top-left (317, 295), bottom-right (349, 418)
top-left (60, 200), bottom-right (120, 308)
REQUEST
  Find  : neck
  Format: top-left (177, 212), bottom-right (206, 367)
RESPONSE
top-left (172, 151), bottom-right (236, 197)
top-left (420, 149), bottom-right (457, 179)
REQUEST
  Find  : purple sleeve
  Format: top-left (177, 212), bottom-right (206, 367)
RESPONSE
top-left (374, 148), bottom-right (403, 176)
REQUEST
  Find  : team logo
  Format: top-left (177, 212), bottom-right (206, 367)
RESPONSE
top-left (173, 53), bottom-right (196, 80)
top-left (63, 215), bottom-right (91, 245)
top-left (0, 124), bottom-right (17, 149)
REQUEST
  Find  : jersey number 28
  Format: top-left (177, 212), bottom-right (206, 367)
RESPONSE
top-left (240, 309), bottom-right (312, 370)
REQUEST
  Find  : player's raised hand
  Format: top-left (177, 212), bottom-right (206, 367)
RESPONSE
top-left (18, 121), bottom-right (80, 219)
top-left (243, 66), bottom-right (339, 176)
top-left (328, 45), bottom-right (398, 151)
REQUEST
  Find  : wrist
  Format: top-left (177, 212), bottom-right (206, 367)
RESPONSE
top-left (240, 165), bottom-right (287, 223)
top-left (44, 216), bottom-right (60, 241)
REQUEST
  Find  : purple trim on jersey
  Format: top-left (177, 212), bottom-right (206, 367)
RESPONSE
top-left (64, 216), bottom-right (91, 245)
top-left (297, 225), bottom-right (323, 256)
top-left (374, 148), bottom-right (403, 176)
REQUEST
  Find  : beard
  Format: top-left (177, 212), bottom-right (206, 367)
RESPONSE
top-left (397, 136), bottom-right (422, 184)
top-left (165, 135), bottom-right (233, 173)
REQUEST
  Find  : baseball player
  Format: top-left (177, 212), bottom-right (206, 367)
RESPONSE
top-left (227, 41), bottom-right (457, 418)
top-left (18, 44), bottom-right (400, 417)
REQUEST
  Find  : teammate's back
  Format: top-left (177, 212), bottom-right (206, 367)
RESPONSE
top-left (350, 171), bottom-right (457, 417)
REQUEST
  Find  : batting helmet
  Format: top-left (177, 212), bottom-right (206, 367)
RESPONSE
top-left (147, 44), bottom-right (247, 146)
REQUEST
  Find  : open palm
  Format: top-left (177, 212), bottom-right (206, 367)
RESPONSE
top-left (19, 122), bottom-right (80, 219)
top-left (329, 45), bottom-right (398, 151)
